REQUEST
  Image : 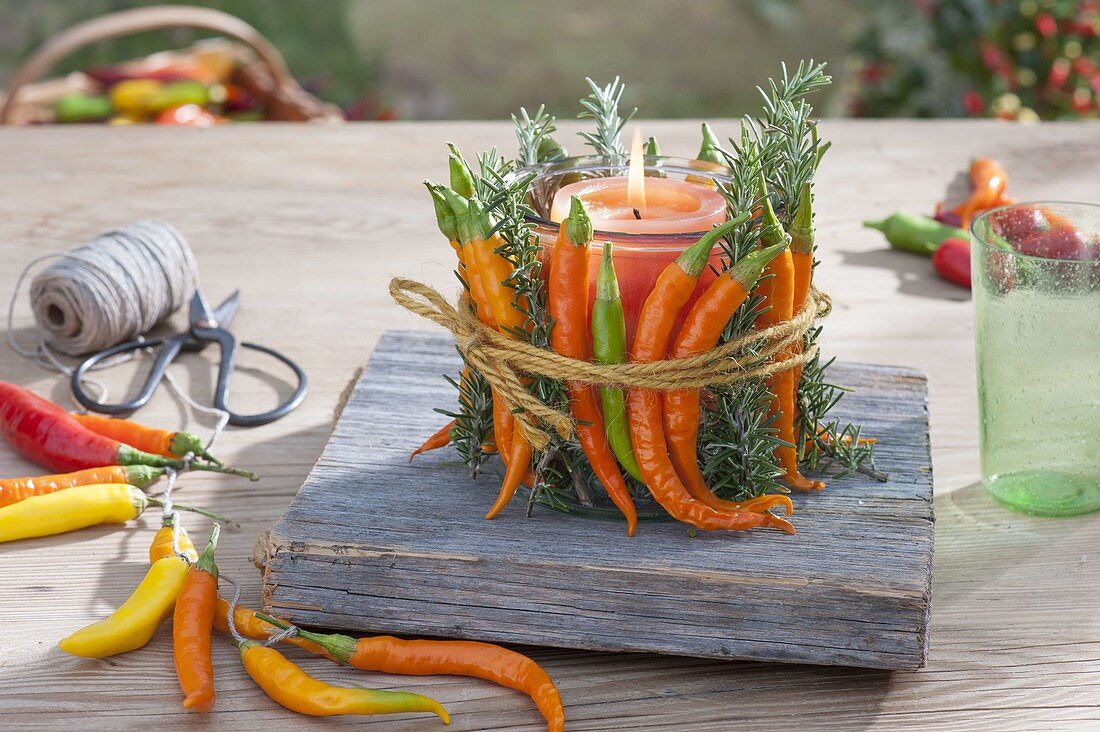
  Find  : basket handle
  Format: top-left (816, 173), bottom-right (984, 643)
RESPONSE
top-left (1, 4), bottom-right (303, 124)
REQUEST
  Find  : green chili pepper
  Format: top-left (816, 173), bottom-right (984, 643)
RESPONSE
top-left (696, 122), bottom-right (724, 166)
top-left (644, 136), bottom-right (665, 178)
top-left (864, 212), bottom-right (967, 256)
top-left (591, 243), bottom-right (644, 483)
top-left (54, 93), bottom-right (113, 123)
top-left (149, 81), bottom-right (210, 113)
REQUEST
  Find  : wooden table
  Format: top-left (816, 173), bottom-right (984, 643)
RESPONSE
top-left (0, 121), bottom-right (1097, 730)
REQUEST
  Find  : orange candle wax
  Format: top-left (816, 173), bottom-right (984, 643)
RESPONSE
top-left (540, 131), bottom-right (732, 344)
top-left (549, 176), bottom-right (728, 235)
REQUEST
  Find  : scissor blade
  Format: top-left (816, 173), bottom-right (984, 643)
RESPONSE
top-left (189, 289), bottom-right (240, 329)
top-left (189, 289), bottom-right (217, 327)
top-left (213, 290), bottom-right (241, 328)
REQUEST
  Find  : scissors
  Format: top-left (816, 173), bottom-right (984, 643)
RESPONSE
top-left (71, 289), bottom-right (308, 427)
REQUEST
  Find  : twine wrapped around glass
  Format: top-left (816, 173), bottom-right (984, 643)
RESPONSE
top-left (392, 155), bottom-right (829, 519)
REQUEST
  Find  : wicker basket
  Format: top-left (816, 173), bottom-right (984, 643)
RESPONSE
top-left (0, 5), bottom-right (343, 124)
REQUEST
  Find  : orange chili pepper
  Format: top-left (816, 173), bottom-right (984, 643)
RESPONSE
top-left (451, 194), bottom-right (534, 519)
top-left (549, 197), bottom-right (638, 535)
top-left (409, 419), bottom-right (455, 462)
top-left (788, 182), bottom-right (815, 429)
top-left (434, 183), bottom-right (531, 492)
top-left (149, 514), bottom-right (199, 563)
top-left (953, 157), bottom-right (1013, 228)
top-left (173, 524), bottom-right (220, 713)
top-left (664, 241), bottom-right (794, 516)
top-left (0, 465), bottom-right (162, 508)
top-left (247, 607), bottom-right (563, 732)
top-left (72, 413), bottom-right (219, 464)
top-left (628, 217), bottom-right (794, 533)
top-left (755, 177), bottom-right (823, 492)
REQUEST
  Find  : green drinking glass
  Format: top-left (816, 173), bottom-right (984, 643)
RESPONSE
top-left (971, 202), bottom-right (1100, 516)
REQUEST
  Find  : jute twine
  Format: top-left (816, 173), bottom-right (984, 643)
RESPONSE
top-left (389, 277), bottom-right (831, 450)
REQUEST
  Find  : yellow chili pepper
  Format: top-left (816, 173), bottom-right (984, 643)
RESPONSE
top-left (58, 555), bottom-right (190, 658)
top-left (0, 483), bottom-right (146, 543)
top-left (239, 641), bottom-right (450, 723)
top-left (109, 79), bottom-right (163, 118)
top-left (0, 483), bottom-right (226, 544)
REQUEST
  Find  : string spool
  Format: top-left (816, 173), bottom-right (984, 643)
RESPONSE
top-left (26, 221), bottom-right (199, 356)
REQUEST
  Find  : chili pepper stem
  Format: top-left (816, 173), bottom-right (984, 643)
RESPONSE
top-left (254, 611), bottom-right (358, 664)
top-left (675, 212), bottom-right (750, 277)
top-left (447, 146), bottom-right (476, 199)
top-left (730, 241), bottom-right (790, 284)
top-left (426, 182), bottom-right (459, 241)
top-left (115, 444), bottom-right (256, 480)
top-left (790, 181), bottom-right (814, 254)
top-left (188, 462), bottom-right (258, 480)
top-left (145, 497), bottom-right (238, 527)
top-left (169, 432), bottom-right (222, 466)
top-left (196, 523), bottom-right (221, 576)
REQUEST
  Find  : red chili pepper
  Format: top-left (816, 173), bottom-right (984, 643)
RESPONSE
top-left (932, 237), bottom-right (972, 289)
top-left (0, 382), bottom-right (251, 477)
top-left (1018, 228), bottom-right (1089, 260)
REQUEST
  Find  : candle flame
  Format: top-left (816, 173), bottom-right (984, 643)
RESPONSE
top-left (627, 129), bottom-right (647, 213)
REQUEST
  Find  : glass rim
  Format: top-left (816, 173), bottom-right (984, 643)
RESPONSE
top-left (970, 200), bottom-right (1100, 264)
top-left (510, 154), bottom-right (733, 243)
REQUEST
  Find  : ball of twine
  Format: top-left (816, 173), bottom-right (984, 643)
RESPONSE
top-left (27, 221), bottom-right (199, 356)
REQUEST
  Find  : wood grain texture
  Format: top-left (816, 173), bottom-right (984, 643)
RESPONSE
top-left (263, 330), bottom-right (934, 670)
top-left (0, 121), bottom-right (1098, 730)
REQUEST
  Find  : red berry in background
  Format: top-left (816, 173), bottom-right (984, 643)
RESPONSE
top-left (1035, 13), bottom-right (1058, 38)
top-left (1049, 58), bottom-right (1072, 88)
top-left (860, 61), bottom-right (886, 84)
top-left (932, 237), bottom-right (972, 289)
top-left (963, 89), bottom-right (986, 116)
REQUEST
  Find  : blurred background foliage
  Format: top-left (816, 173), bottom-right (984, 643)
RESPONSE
top-left (0, 0), bottom-right (1097, 120)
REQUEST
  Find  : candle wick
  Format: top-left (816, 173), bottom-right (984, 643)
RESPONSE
top-left (632, 207), bottom-right (642, 220)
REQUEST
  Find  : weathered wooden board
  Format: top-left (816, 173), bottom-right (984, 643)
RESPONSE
top-left (262, 329), bottom-right (934, 670)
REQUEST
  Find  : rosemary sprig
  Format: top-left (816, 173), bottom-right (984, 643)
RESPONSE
top-left (578, 77), bottom-right (636, 159)
top-left (438, 362), bottom-right (495, 478)
top-left (797, 346), bottom-right (886, 481)
top-left (699, 379), bottom-right (786, 501)
top-left (514, 105), bottom-right (567, 167)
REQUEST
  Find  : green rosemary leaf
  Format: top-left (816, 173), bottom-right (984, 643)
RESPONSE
top-left (578, 77), bottom-right (637, 159)
top-left (437, 360), bottom-right (494, 478)
top-left (797, 344), bottom-right (886, 481)
top-left (514, 105), bottom-right (563, 167)
top-left (699, 379), bottom-right (786, 501)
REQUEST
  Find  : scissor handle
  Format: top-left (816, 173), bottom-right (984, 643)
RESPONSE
top-left (70, 335), bottom-right (183, 415)
top-left (195, 326), bottom-right (308, 427)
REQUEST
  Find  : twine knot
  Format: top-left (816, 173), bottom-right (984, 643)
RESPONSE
top-left (389, 277), bottom-right (830, 450)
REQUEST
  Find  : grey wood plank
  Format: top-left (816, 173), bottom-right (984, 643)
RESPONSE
top-left (263, 329), bottom-right (934, 670)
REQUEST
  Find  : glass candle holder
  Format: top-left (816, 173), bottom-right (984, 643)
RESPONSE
top-left (508, 156), bottom-right (735, 517)
top-left (520, 155), bottom-right (733, 345)
top-left (971, 202), bottom-right (1100, 516)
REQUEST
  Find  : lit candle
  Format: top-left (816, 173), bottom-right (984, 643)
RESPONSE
top-left (543, 131), bottom-right (731, 344)
top-left (549, 130), bottom-right (727, 234)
